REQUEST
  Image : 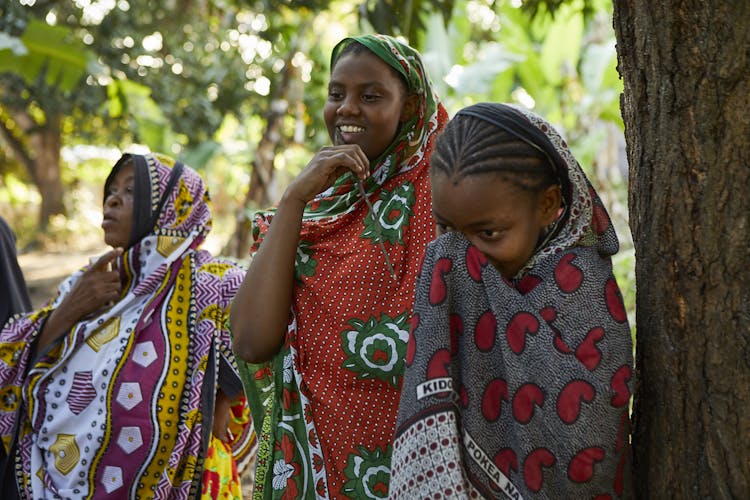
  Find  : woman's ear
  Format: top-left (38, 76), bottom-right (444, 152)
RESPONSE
top-left (399, 93), bottom-right (420, 123)
top-left (539, 184), bottom-right (563, 226)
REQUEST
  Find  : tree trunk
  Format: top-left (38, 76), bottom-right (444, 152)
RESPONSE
top-left (28, 117), bottom-right (65, 229)
top-left (1, 108), bottom-right (66, 229)
top-left (613, 1), bottom-right (750, 497)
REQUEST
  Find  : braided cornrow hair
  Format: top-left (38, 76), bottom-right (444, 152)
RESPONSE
top-left (430, 111), bottom-right (559, 194)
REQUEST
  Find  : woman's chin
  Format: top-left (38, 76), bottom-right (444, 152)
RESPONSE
top-left (103, 234), bottom-right (127, 249)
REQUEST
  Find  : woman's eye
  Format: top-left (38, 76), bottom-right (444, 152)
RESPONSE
top-left (480, 229), bottom-right (501, 239)
top-left (328, 90), bottom-right (343, 100)
top-left (362, 94), bottom-right (380, 102)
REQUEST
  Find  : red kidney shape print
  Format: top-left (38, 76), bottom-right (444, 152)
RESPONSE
top-left (553, 333), bottom-right (571, 354)
top-left (554, 253), bottom-right (583, 293)
top-left (568, 447), bottom-right (605, 483)
top-left (425, 349), bottom-right (452, 398)
top-left (426, 349), bottom-right (451, 379)
top-left (405, 313), bottom-right (418, 366)
top-left (610, 365), bottom-right (632, 407)
top-left (539, 306), bottom-right (556, 323)
top-left (557, 380), bottom-right (595, 424)
top-left (449, 313), bottom-right (464, 356)
top-left (506, 312), bottom-right (539, 354)
top-left (575, 327), bottom-right (604, 371)
top-left (605, 278), bottom-right (627, 323)
top-left (466, 245), bottom-right (488, 282)
top-left (513, 383), bottom-right (544, 424)
top-left (523, 448), bottom-right (556, 492)
top-left (429, 257), bottom-right (453, 305)
top-left (459, 384), bottom-right (469, 408)
top-left (474, 311), bottom-right (498, 352)
top-left (540, 306), bottom-right (572, 354)
top-left (516, 274), bottom-right (542, 295)
top-left (481, 378), bottom-right (509, 422)
top-left (494, 448), bottom-right (518, 477)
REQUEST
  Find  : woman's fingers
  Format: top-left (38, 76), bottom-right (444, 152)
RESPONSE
top-left (60, 248), bottom-right (123, 319)
top-left (323, 144), bottom-right (369, 178)
top-left (288, 145), bottom-right (370, 204)
top-left (90, 247), bottom-right (123, 272)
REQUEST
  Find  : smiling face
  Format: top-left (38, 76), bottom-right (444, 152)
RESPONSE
top-left (102, 161), bottom-right (135, 248)
top-left (324, 49), bottom-right (412, 162)
top-left (431, 171), bottom-right (561, 279)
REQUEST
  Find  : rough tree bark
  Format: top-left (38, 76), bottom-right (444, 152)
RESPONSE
top-left (613, 1), bottom-right (750, 497)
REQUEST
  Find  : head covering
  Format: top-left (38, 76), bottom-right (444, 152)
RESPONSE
top-left (454, 102), bottom-right (619, 277)
top-left (390, 104), bottom-right (633, 498)
top-left (240, 35), bottom-right (448, 498)
top-left (252, 33), bottom-right (444, 229)
top-left (104, 153), bottom-right (192, 249)
top-left (0, 153), bottom-right (253, 499)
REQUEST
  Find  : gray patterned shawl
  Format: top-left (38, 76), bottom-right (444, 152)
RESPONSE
top-left (390, 104), bottom-right (634, 499)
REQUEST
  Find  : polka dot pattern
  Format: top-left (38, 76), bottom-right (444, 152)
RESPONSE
top-left (241, 34), bottom-right (452, 499)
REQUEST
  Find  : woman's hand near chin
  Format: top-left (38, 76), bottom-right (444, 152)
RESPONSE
top-left (36, 247), bottom-right (123, 352)
top-left (285, 144), bottom-right (370, 205)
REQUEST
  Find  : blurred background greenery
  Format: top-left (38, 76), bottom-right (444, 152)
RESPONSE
top-left (0, 0), bottom-right (633, 329)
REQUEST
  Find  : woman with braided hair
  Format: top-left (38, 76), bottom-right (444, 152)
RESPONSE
top-left (390, 103), bottom-right (634, 498)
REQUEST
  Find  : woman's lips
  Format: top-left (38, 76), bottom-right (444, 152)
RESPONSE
top-left (101, 216), bottom-right (117, 229)
top-left (337, 125), bottom-right (365, 144)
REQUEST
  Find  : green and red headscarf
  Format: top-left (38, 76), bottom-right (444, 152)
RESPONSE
top-left (241, 34), bottom-right (448, 499)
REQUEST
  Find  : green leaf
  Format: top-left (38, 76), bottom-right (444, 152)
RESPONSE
top-left (180, 141), bottom-right (221, 171)
top-left (0, 19), bottom-right (94, 91)
top-left (453, 43), bottom-right (524, 96)
top-left (113, 79), bottom-right (175, 152)
top-left (539, 3), bottom-right (583, 86)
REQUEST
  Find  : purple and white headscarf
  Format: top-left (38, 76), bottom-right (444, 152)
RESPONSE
top-left (0, 153), bottom-right (251, 499)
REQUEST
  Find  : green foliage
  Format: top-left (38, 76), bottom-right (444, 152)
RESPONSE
top-left (522, 0), bottom-right (600, 20)
top-left (107, 79), bottom-right (176, 153)
top-left (360, 0), bottom-right (455, 41)
top-left (0, 19), bottom-right (98, 91)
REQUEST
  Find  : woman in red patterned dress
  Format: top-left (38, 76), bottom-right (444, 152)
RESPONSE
top-left (231, 34), bottom-right (447, 498)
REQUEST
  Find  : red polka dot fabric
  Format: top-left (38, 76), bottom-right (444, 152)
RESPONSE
top-left (238, 35), bottom-right (449, 500)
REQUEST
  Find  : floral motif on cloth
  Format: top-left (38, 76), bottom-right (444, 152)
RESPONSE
top-left (238, 34), bottom-right (448, 499)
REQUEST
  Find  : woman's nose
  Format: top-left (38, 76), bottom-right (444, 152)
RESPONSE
top-left (104, 194), bottom-right (120, 207)
top-left (337, 96), bottom-right (359, 116)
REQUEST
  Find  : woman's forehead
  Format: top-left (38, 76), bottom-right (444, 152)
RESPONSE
top-left (330, 51), bottom-right (403, 88)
